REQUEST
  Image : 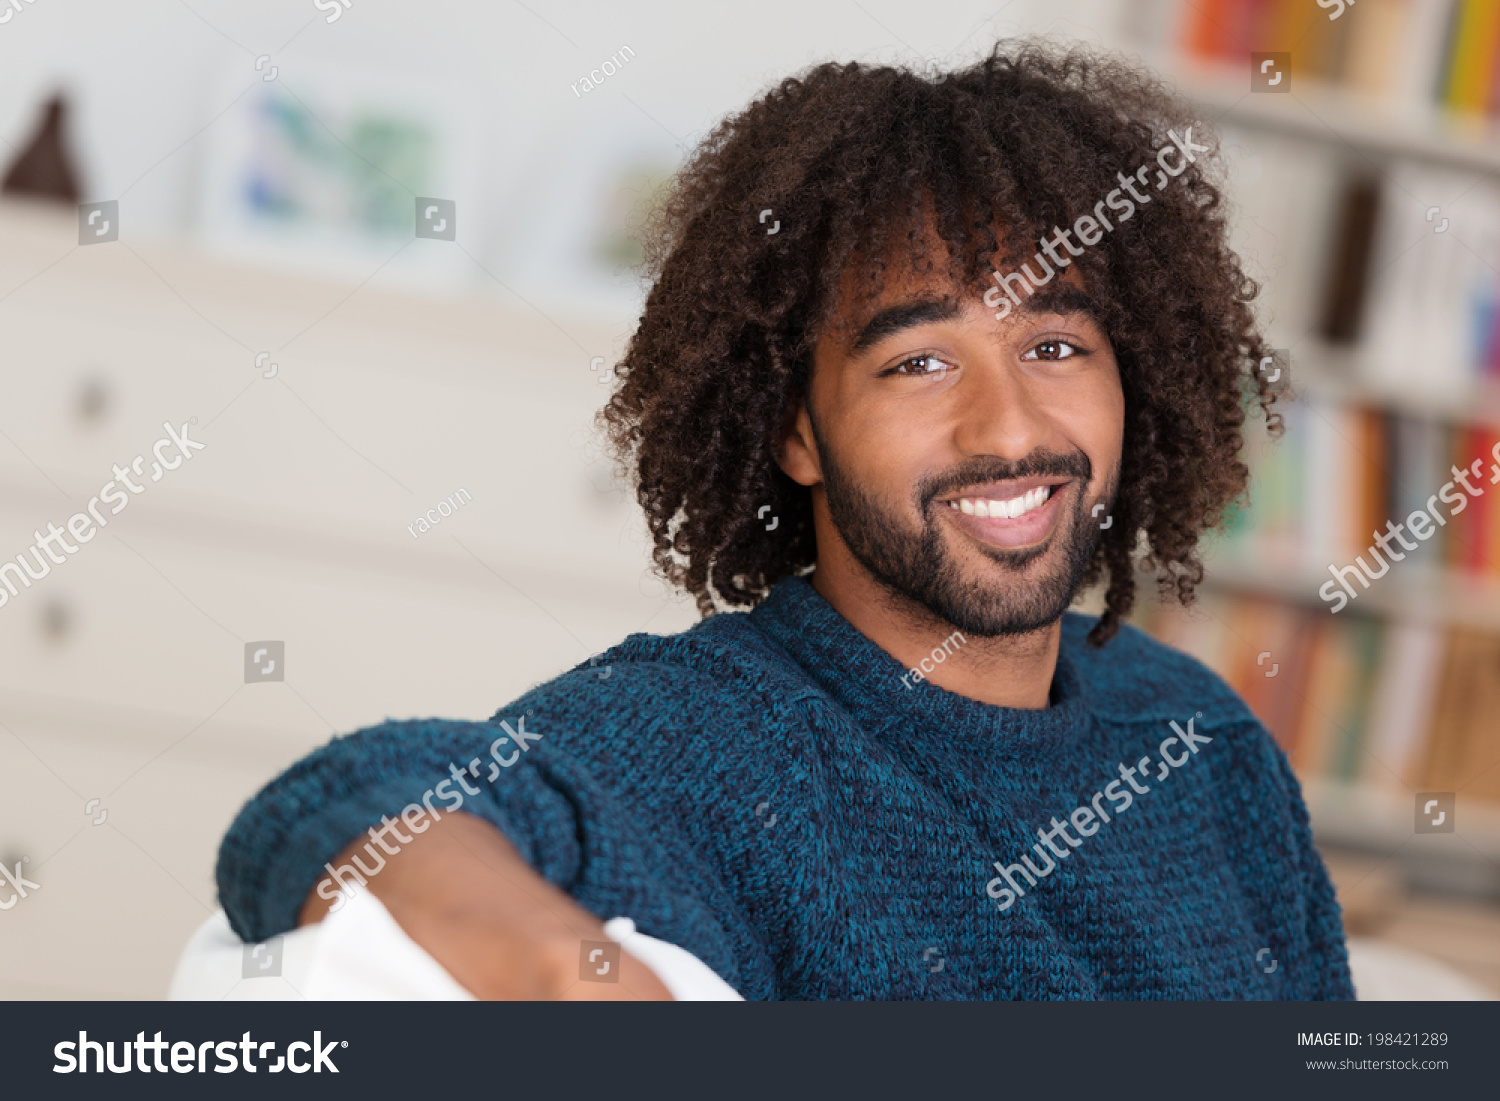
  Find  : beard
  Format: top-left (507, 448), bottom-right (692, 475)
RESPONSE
top-left (809, 416), bottom-right (1112, 638)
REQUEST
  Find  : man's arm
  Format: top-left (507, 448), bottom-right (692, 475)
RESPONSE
top-left (217, 675), bottom-right (766, 998)
top-left (300, 811), bottom-right (672, 1000)
top-left (214, 715), bottom-right (587, 944)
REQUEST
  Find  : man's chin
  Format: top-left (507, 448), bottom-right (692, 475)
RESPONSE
top-left (924, 583), bottom-right (1080, 638)
top-left (970, 537), bottom-right (1054, 572)
top-left (915, 531), bottom-right (1092, 637)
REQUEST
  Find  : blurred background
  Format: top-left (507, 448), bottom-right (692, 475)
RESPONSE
top-left (0, 0), bottom-right (1496, 1000)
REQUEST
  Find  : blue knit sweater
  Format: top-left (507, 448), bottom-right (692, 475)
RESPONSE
top-left (216, 575), bottom-right (1354, 1000)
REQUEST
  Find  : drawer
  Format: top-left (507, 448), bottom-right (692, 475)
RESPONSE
top-left (0, 202), bottom-right (653, 572)
top-left (0, 492), bottom-right (699, 723)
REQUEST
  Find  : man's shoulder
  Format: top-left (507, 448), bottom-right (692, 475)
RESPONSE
top-left (1060, 610), bottom-right (1258, 729)
top-left (492, 608), bottom-right (817, 732)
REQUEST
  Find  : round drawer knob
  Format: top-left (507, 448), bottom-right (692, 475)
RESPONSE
top-left (41, 598), bottom-right (73, 641)
top-left (76, 376), bottom-right (111, 423)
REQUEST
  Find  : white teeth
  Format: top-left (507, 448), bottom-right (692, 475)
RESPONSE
top-left (950, 485), bottom-right (1053, 519)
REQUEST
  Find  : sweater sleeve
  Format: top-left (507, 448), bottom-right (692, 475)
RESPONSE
top-left (214, 712), bottom-right (585, 943)
top-left (214, 666), bottom-right (762, 994)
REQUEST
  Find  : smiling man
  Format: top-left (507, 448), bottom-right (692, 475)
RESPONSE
top-left (215, 41), bottom-right (1354, 1000)
top-left (789, 269), bottom-right (1119, 712)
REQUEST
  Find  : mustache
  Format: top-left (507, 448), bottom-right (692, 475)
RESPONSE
top-left (916, 448), bottom-right (1093, 509)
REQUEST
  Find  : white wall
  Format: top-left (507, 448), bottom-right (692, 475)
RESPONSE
top-left (0, 0), bottom-right (1133, 256)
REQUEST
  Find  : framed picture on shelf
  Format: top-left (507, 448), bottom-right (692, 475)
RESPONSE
top-left (193, 58), bottom-right (483, 289)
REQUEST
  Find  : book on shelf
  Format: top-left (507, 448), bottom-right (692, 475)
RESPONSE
top-left (1318, 173), bottom-right (1380, 345)
top-left (1364, 618), bottom-right (1444, 791)
top-left (1135, 590), bottom-right (1498, 806)
top-left (1218, 395), bottom-right (1500, 580)
top-left (1195, 132), bottom-right (1500, 400)
top-left (1358, 161), bottom-right (1500, 396)
top-left (1171, 0), bottom-right (1493, 119)
top-left (1425, 628), bottom-right (1500, 804)
top-left (1225, 141), bottom-right (1500, 396)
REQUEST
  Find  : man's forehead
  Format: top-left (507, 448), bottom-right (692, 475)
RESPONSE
top-left (824, 260), bottom-right (964, 342)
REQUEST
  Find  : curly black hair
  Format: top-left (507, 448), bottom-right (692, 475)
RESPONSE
top-left (598, 38), bottom-right (1281, 646)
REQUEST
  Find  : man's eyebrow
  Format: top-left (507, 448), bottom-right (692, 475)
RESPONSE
top-left (846, 297), bottom-right (961, 356)
top-left (1015, 284), bottom-right (1102, 320)
top-left (844, 286), bottom-right (1102, 357)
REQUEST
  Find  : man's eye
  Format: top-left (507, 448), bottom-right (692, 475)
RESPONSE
top-left (887, 355), bottom-right (956, 377)
top-left (1025, 340), bottom-right (1083, 361)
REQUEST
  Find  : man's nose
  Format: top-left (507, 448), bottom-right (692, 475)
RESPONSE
top-left (951, 358), bottom-right (1053, 461)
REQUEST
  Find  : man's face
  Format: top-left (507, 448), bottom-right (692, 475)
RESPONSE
top-left (780, 240), bottom-right (1124, 638)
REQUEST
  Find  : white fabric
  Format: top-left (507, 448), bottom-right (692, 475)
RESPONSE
top-left (169, 887), bottom-right (742, 1001)
top-left (599, 916), bottom-right (744, 1000)
top-left (301, 886), bottom-right (474, 999)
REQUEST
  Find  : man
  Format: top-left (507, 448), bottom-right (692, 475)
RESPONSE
top-left (216, 41), bottom-right (1354, 1000)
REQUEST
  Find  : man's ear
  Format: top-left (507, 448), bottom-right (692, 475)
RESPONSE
top-left (775, 388), bottom-right (822, 488)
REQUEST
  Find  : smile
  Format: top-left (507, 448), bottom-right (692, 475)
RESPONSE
top-left (947, 485), bottom-right (1054, 519)
top-left (938, 481), bottom-right (1070, 550)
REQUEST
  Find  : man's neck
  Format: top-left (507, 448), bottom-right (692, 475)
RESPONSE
top-left (808, 562), bottom-right (1061, 710)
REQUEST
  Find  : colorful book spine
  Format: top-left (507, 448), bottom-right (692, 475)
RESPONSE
top-left (1442, 0), bottom-right (1500, 114)
top-left (1139, 591), bottom-right (1496, 805)
top-left (1178, 0), bottom-right (1500, 122)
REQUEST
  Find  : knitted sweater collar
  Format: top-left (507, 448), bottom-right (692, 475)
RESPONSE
top-left (747, 573), bottom-right (1091, 754)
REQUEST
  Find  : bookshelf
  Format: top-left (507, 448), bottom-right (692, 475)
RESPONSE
top-left (1196, 551), bottom-right (1500, 635)
top-left (1122, 1), bottom-right (1500, 905)
top-left (1292, 358), bottom-right (1500, 433)
top-left (1179, 64), bottom-right (1500, 176)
